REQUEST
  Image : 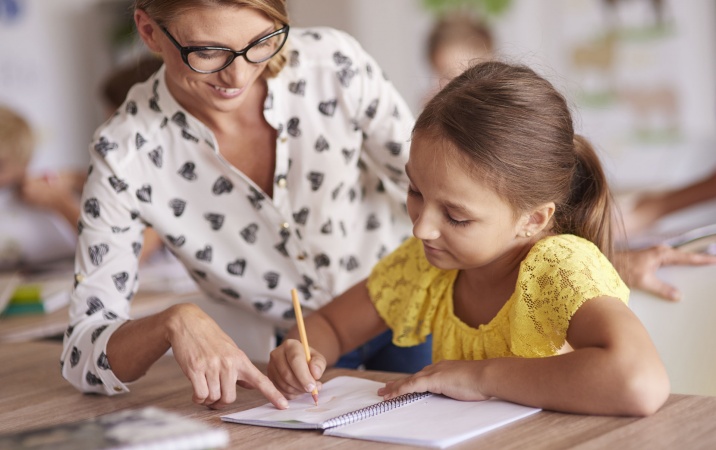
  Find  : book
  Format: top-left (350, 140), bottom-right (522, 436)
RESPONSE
top-left (1, 275), bottom-right (71, 316)
top-left (663, 223), bottom-right (716, 254)
top-left (221, 376), bottom-right (540, 448)
top-left (0, 271), bottom-right (21, 314)
top-left (626, 223), bottom-right (716, 254)
top-left (0, 406), bottom-right (229, 450)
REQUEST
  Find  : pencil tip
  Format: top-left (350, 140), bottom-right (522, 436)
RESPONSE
top-left (312, 393), bottom-right (319, 406)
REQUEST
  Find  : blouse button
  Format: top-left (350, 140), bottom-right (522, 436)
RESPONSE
top-left (277, 177), bottom-right (287, 188)
top-left (281, 222), bottom-right (290, 230)
top-left (280, 137), bottom-right (288, 143)
top-left (297, 252), bottom-right (307, 260)
top-left (113, 386), bottom-right (123, 392)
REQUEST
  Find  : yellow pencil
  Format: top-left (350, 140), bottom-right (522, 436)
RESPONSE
top-left (291, 288), bottom-right (319, 406)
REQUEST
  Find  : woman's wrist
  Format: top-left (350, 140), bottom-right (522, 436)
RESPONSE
top-left (162, 303), bottom-right (201, 346)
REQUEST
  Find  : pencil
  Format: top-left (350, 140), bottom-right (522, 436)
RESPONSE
top-left (291, 288), bottom-right (319, 406)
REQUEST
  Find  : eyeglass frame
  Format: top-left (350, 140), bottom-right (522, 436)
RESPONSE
top-left (160, 23), bottom-right (290, 74)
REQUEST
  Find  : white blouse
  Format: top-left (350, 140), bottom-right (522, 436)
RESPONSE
top-left (61, 27), bottom-right (415, 395)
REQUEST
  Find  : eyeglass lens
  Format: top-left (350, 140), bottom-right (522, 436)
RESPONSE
top-left (187, 32), bottom-right (286, 72)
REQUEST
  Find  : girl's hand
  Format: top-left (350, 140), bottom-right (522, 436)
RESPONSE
top-left (377, 360), bottom-right (490, 402)
top-left (167, 304), bottom-right (288, 410)
top-left (267, 339), bottom-right (326, 399)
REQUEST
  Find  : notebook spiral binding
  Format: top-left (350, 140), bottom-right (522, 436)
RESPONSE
top-left (322, 391), bottom-right (432, 429)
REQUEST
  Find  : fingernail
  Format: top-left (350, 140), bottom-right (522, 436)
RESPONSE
top-left (279, 398), bottom-right (289, 409)
top-left (306, 383), bottom-right (315, 392)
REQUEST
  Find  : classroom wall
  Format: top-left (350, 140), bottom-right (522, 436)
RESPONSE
top-left (0, 0), bottom-right (714, 193)
top-left (494, 0), bottom-right (716, 193)
top-left (292, 0), bottom-right (716, 193)
top-left (0, 0), bottom-right (117, 174)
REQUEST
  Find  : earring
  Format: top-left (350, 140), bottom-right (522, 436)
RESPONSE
top-left (525, 231), bottom-right (532, 238)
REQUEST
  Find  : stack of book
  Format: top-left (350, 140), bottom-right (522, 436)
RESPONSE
top-left (0, 272), bottom-right (71, 316)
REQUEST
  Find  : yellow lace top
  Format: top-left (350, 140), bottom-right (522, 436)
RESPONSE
top-left (367, 235), bottom-right (629, 362)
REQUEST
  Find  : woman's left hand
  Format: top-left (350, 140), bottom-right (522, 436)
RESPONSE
top-left (377, 360), bottom-right (490, 402)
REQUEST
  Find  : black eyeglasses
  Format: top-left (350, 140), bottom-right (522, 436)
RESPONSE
top-left (161, 24), bottom-right (290, 74)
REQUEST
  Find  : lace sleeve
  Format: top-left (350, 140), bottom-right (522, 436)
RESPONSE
top-left (509, 235), bottom-right (629, 357)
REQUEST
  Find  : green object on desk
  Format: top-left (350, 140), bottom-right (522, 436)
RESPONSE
top-left (7, 285), bottom-right (42, 304)
top-left (2, 302), bottom-right (45, 316)
top-left (1, 286), bottom-right (44, 316)
top-left (1, 282), bottom-right (69, 316)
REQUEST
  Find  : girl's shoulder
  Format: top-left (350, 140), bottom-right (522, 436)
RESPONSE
top-left (517, 234), bottom-right (628, 300)
top-left (526, 234), bottom-right (607, 267)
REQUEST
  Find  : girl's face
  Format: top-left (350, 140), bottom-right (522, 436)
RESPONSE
top-left (406, 134), bottom-right (529, 271)
top-left (142, 5), bottom-right (276, 116)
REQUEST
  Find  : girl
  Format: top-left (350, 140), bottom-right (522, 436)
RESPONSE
top-left (267, 61), bottom-right (670, 416)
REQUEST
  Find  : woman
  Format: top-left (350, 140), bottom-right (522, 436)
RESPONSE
top-left (61, 0), bottom-right (425, 409)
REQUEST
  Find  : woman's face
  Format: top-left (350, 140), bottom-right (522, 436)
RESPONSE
top-left (146, 5), bottom-right (277, 116)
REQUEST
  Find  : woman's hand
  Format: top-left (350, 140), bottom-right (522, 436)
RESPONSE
top-left (377, 360), bottom-right (489, 402)
top-left (166, 304), bottom-right (288, 410)
top-left (267, 338), bottom-right (327, 399)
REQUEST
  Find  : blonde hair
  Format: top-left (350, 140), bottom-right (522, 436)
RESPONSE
top-left (134, 0), bottom-right (289, 78)
top-left (0, 105), bottom-right (34, 163)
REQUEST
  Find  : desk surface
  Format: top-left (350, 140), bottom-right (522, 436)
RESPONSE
top-left (1, 341), bottom-right (716, 449)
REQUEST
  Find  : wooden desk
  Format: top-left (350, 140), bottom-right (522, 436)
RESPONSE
top-left (2, 341), bottom-right (716, 449)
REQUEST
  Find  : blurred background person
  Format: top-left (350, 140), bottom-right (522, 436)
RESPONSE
top-left (424, 12), bottom-right (494, 101)
top-left (0, 104), bottom-right (82, 269)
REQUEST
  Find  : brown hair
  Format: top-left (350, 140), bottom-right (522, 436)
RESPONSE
top-left (0, 105), bottom-right (35, 164)
top-left (101, 55), bottom-right (164, 110)
top-left (426, 14), bottom-right (494, 68)
top-left (414, 61), bottom-right (615, 259)
top-left (133, 0), bottom-right (289, 78)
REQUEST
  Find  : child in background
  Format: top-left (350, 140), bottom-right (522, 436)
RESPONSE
top-left (0, 57), bottom-right (165, 269)
top-left (425, 14), bottom-right (494, 101)
top-left (100, 55), bottom-right (163, 115)
top-left (0, 105), bottom-right (82, 268)
top-left (268, 61), bottom-right (670, 416)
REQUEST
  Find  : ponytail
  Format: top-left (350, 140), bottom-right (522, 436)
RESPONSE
top-left (554, 135), bottom-right (614, 259)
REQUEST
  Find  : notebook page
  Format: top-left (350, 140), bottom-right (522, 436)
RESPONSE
top-left (221, 376), bottom-right (387, 429)
top-left (324, 396), bottom-right (541, 448)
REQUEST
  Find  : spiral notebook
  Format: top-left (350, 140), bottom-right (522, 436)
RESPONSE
top-left (221, 376), bottom-right (540, 448)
